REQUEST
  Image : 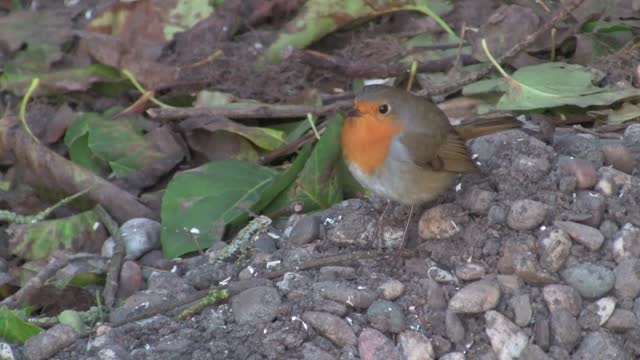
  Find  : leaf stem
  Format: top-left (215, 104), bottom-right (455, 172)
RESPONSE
top-left (19, 78), bottom-right (40, 143)
top-left (480, 38), bottom-right (512, 81)
top-left (307, 113), bottom-right (321, 140)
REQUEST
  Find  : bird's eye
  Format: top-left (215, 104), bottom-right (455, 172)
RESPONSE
top-left (378, 104), bottom-right (390, 114)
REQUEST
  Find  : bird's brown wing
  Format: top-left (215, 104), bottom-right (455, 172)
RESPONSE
top-left (398, 131), bottom-right (478, 173)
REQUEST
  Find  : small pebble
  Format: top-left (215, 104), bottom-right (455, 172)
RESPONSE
top-left (454, 263), bottom-right (486, 281)
top-left (534, 319), bottom-right (550, 351)
top-left (519, 344), bottom-right (552, 360)
top-left (445, 310), bottom-right (465, 344)
top-left (557, 157), bottom-right (598, 190)
top-left (428, 266), bottom-right (458, 284)
top-left (314, 281), bottom-right (376, 309)
top-left (397, 330), bottom-right (435, 360)
top-left (602, 143), bottom-right (635, 174)
top-left (318, 266), bottom-right (356, 281)
top-left (300, 342), bottom-right (335, 360)
top-left (542, 284), bottom-right (582, 316)
top-left (116, 260), bottom-right (142, 300)
top-left (301, 311), bottom-right (357, 347)
top-left (366, 300), bottom-right (406, 334)
top-left (231, 286), bottom-right (281, 324)
top-left (448, 280), bottom-right (500, 314)
top-left (509, 294), bottom-right (533, 326)
top-left (287, 215), bottom-right (321, 246)
top-left (507, 200), bottom-right (547, 230)
top-left (118, 218), bottom-right (162, 260)
top-left (578, 297), bottom-right (616, 330)
top-left (550, 308), bottom-right (581, 351)
top-left (553, 135), bottom-right (604, 168)
top-left (603, 309), bottom-right (637, 332)
top-left (459, 187), bottom-right (496, 213)
top-left (553, 221), bottom-right (604, 251)
top-left (572, 331), bottom-right (632, 359)
top-left (418, 204), bottom-right (468, 240)
top-left (358, 328), bottom-right (402, 360)
top-left (496, 274), bottom-right (523, 291)
top-left (23, 325), bottom-right (79, 360)
top-left (573, 190), bottom-right (606, 227)
top-left (484, 310), bottom-right (528, 359)
top-left (439, 353), bottom-right (465, 360)
top-left (538, 228), bottom-right (572, 272)
top-left (431, 335), bottom-right (452, 357)
top-left (614, 259), bottom-right (640, 301)
top-left (487, 205), bottom-right (507, 225)
top-left (612, 223), bottom-right (640, 263)
top-left (378, 279), bottom-right (405, 300)
top-left (560, 263), bottom-right (615, 298)
top-left (514, 252), bottom-right (559, 286)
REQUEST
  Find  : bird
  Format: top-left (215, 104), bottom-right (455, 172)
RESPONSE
top-left (340, 84), bottom-right (521, 248)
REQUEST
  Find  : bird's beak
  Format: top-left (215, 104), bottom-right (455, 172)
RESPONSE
top-left (346, 107), bottom-right (361, 118)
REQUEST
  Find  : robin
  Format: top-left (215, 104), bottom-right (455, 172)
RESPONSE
top-left (340, 84), bottom-right (521, 247)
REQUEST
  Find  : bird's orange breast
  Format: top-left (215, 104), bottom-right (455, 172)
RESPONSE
top-left (341, 109), bottom-right (403, 175)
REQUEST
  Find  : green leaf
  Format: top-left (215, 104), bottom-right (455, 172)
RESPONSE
top-left (160, 160), bottom-right (278, 259)
top-left (9, 211), bottom-right (102, 260)
top-left (588, 102), bottom-right (640, 124)
top-left (0, 63), bottom-right (121, 96)
top-left (0, 307), bottom-right (42, 344)
top-left (463, 62), bottom-right (640, 111)
top-left (262, 0), bottom-right (454, 64)
top-left (264, 115), bottom-right (345, 213)
top-left (64, 111), bottom-right (165, 177)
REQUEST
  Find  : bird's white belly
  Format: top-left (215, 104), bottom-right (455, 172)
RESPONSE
top-left (347, 161), bottom-right (455, 205)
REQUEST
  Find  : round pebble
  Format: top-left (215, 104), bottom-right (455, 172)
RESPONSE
top-left (454, 263), bottom-right (486, 281)
top-left (614, 259), bottom-right (640, 301)
top-left (558, 157), bottom-right (598, 190)
top-left (378, 279), bottom-right (405, 301)
top-left (542, 284), bottom-right (582, 316)
top-left (604, 309), bottom-right (637, 332)
top-left (612, 223), bottom-right (640, 263)
top-left (231, 286), bottom-right (281, 324)
top-left (301, 311), bottom-right (357, 347)
top-left (287, 215), bottom-right (321, 246)
top-left (538, 228), bottom-right (572, 272)
top-left (572, 331), bottom-right (632, 359)
top-left (550, 308), bottom-right (582, 351)
top-left (560, 263), bottom-right (615, 299)
top-left (398, 331), bottom-right (435, 360)
top-left (314, 281), bottom-right (376, 309)
top-left (507, 199), bottom-right (547, 230)
top-left (418, 204), bottom-right (468, 240)
top-left (366, 300), bottom-right (406, 334)
top-left (484, 310), bottom-right (528, 359)
top-left (578, 297), bottom-right (616, 330)
top-left (448, 280), bottom-right (500, 314)
top-left (119, 218), bottom-right (162, 260)
top-left (358, 328), bottom-right (402, 360)
top-left (553, 221), bottom-right (604, 251)
top-left (509, 294), bottom-right (532, 326)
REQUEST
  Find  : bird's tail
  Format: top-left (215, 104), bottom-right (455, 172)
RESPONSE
top-left (453, 116), bottom-right (522, 141)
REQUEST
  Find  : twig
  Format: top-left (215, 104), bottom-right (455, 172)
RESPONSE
top-left (291, 49), bottom-right (479, 79)
top-left (175, 289), bottom-right (229, 320)
top-left (0, 185), bottom-right (94, 224)
top-left (261, 250), bottom-right (388, 279)
top-left (573, 125), bottom-right (623, 139)
top-left (147, 100), bottom-right (351, 121)
top-left (424, 0), bottom-right (586, 96)
top-left (1, 256), bottom-right (69, 308)
top-left (95, 205), bottom-right (124, 308)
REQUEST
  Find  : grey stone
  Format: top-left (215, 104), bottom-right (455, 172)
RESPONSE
top-left (231, 286), bottom-right (281, 324)
top-left (571, 331), bottom-right (632, 359)
top-left (366, 300), bottom-right (406, 334)
top-left (550, 309), bottom-right (581, 351)
top-left (560, 263), bottom-right (615, 298)
top-left (302, 311), bottom-right (357, 347)
top-left (507, 200), bottom-right (547, 230)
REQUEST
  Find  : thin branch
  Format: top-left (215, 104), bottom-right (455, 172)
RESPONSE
top-left (147, 100), bottom-right (352, 121)
top-left (95, 205), bottom-right (124, 308)
top-left (290, 49), bottom-right (479, 79)
top-left (1, 256), bottom-right (69, 308)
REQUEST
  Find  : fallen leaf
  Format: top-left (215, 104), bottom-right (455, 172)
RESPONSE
top-left (160, 160), bottom-right (278, 258)
top-left (262, 0), bottom-right (454, 64)
top-left (0, 307), bottom-right (42, 344)
top-left (8, 211), bottom-right (106, 261)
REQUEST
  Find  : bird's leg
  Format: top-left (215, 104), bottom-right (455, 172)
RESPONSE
top-left (397, 205), bottom-right (415, 251)
top-left (372, 199), bottom-right (391, 249)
